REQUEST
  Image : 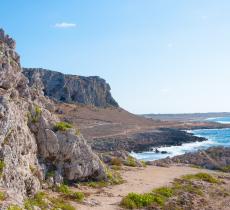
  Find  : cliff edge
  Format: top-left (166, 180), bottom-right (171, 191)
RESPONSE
top-left (23, 68), bottom-right (119, 108)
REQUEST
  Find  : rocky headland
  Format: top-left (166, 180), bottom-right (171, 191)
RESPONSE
top-left (23, 68), bottom-right (118, 108)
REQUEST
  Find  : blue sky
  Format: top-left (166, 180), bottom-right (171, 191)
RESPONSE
top-left (1, 0), bottom-right (230, 114)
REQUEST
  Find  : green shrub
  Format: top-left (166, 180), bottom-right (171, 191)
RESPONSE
top-left (54, 122), bottom-right (73, 131)
top-left (49, 197), bottom-right (75, 210)
top-left (125, 156), bottom-right (137, 167)
top-left (121, 192), bottom-right (163, 209)
top-left (24, 192), bottom-right (48, 210)
top-left (30, 105), bottom-right (42, 123)
top-left (153, 187), bottom-right (174, 198)
top-left (221, 165), bottom-right (230, 172)
top-left (56, 184), bottom-right (71, 195)
top-left (7, 205), bottom-right (22, 210)
top-left (46, 170), bottom-right (55, 178)
top-left (72, 191), bottom-right (85, 202)
top-left (0, 160), bottom-right (5, 176)
top-left (182, 173), bottom-right (219, 183)
top-left (0, 191), bottom-right (6, 201)
top-left (141, 160), bottom-right (147, 167)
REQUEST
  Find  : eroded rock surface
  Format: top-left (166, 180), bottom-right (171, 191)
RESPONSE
top-left (23, 68), bottom-right (119, 107)
top-left (0, 28), bottom-right (105, 208)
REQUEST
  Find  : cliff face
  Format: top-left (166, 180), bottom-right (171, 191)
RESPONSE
top-left (23, 68), bottom-right (119, 107)
top-left (0, 29), bottom-right (105, 208)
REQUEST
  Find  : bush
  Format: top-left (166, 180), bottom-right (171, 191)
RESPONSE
top-left (125, 156), bottom-right (137, 167)
top-left (221, 165), bottom-right (230, 172)
top-left (7, 205), bottom-right (22, 210)
top-left (24, 192), bottom-right (48, 210)
top-left (49, 197), bottom-right (75, 210)
top-left (54, 122), bottom-right (73, 131)
top-left (182, 173), bottom-right (219, 183)
top-left (0, 160), bottom-right (5, 176)
top-left (56, 184), bottom-right (71, 195)
top-left (0, 191), bottom-right (6, 201)
top-left (30, 105), bottom-right (42, 123)
top-left (153, 187), bottom-right (174, 198)
top-left (72, 191), bottom-right (85, 202)
top-left (121, 193), bottom-right (162, 209)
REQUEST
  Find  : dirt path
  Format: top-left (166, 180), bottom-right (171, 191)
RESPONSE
top-left (75, 165), bottom-right (218, 210)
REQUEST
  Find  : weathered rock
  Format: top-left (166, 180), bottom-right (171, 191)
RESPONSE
top-left (0, 28), bottom-right (106, 208)
top-left (23, 68), bottom-right (119, 107)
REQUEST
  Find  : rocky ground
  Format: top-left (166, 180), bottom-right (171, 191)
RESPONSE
top-left (51, 102), bottom-right (230, 153)
top-left (151, 147), bottom-right (230, 172)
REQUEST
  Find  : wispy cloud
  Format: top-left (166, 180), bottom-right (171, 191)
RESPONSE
top-left (54, 22), bottom-right (77, 29)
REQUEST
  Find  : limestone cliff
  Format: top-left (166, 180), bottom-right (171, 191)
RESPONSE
top-left (23, 68), bottom-right (119, 107)
top-left (0, 29), bottom-right (105, 208)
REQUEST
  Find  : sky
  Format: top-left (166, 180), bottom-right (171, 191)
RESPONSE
top-left (1, 0), bottom-right (230, 114)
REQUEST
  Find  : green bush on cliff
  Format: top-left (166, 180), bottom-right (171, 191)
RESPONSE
top-left (54, 122), bottom-right (73, 131)
top-left (0, 191), bottom-right (6, 201)
top-left (0, 160), bottom-right (5, 176)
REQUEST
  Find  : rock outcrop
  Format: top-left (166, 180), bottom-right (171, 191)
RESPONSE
top-left (152, 146), bottom-right (230, 171)
top-left (23, 68), bottom-right (119, 107)
top-left (0, 29), bottom-right (105, 208)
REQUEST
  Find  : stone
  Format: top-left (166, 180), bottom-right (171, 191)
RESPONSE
top-left (23, 68), bottom-right (119, 107)
top-left (0, 28), bottom-right (106, 208)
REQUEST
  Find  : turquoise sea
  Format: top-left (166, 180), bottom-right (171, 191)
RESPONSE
top-left (131, 117), bottom-right (230, 161)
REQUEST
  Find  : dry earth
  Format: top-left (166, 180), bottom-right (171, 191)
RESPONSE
top-left (67, 165), bottom-right (229, 210)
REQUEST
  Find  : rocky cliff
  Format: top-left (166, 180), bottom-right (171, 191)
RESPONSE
top-left (0, 29), bottom-right (105, 208)
top-left (23, 68), bottom-right (119, 107)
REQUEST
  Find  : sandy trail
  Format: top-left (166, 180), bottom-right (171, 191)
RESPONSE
top-left (75, 165), bottom-right (217, 210)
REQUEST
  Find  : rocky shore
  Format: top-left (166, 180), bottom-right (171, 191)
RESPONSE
top-left (151, 146), bottom-right (230, 172)
top-left (89, 128), bottom-right (206, 153)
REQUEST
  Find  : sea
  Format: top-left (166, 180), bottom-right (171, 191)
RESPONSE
top-left (131, 117), bottom-right (230, 161)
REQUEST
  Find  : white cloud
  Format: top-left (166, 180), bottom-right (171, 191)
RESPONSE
top-left (54, 22), bottom-right (76, 28)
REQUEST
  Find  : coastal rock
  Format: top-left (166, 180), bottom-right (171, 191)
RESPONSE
top-left (152, 147), bottom-right (230, 171)
top-left (23, 68), bottom-right (119, 107)
top-left (0, 29), bottom-right (106, 208)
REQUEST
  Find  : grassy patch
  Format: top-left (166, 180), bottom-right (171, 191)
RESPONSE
top-left (182, 173), bottom-right (219, 183)
top-left (124, 156), bottom-right (137, 167)
top-left (221, 165), bottom-right (230, 172)
top-left (56, 184), bottom-right (85, 203)
top-left (0, 160), bottom-right (5, 176)
top-left (24, 192), bottom-right (49, 210)
top-left (121, 173), bottom-right (218, 209)
top-left (49, 197), bottom-right (75, 210)
top-left (7, 205), bottom-right (22, 210)
top-left (54, 122), bottom-right (73, 131)
top-left (24, 191), bottom-right (77, 210)
top-left (121, 192), bottom-right (165, 209)
top-left (0, 191), bottom-right (6, 201)
top-left (83, 167), bottom-right (124, 188)
top-left (29, 105), bottom-right (42, 123)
